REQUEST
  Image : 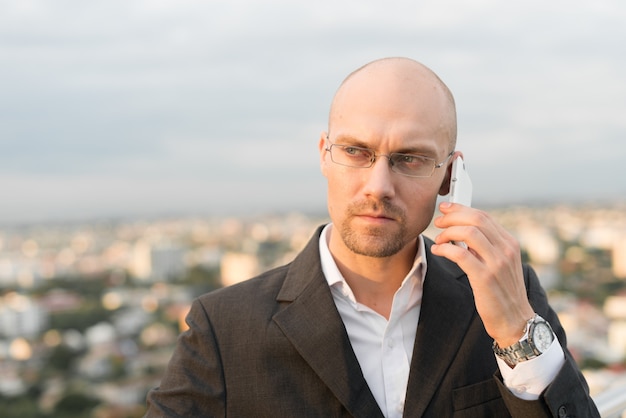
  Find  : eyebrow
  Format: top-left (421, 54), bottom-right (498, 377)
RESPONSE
top-left (331, 134), bottom-right (368, 148)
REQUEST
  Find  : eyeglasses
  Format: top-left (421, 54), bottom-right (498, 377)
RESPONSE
top-left (325, 139), bottom-right (453, 178)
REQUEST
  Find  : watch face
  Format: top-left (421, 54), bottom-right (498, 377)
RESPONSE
top-left (532, 322), bottom-right (554, 352)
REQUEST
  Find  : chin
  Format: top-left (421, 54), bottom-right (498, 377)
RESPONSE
top-left (341, 226), bottom-right (410, 258)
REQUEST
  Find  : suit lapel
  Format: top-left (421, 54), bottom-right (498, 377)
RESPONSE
top-left (403, 240), bottom-right (477, 416)
top-left (271, 229), bottom-right (476, 417)
top-left (272, 226), bottom-right (384, 418)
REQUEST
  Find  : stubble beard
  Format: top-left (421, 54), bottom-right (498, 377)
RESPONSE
top-left (338, 200), bottom-right (410, 258)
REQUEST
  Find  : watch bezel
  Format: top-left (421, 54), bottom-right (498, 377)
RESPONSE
top-left (528, 319), bottom-right (554, 353)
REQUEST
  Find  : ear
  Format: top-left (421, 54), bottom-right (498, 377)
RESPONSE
top-left (438, 151), bottom-right (463, 196)
top-left (319, 132), bottom-right (330, 178)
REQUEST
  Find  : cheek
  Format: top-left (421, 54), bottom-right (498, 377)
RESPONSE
top-left (325, 171), bottom-right (360, 220)
top-left (403, 184), bottom-right (440, 229)
top-left (403, 178), bottom-right (440, 204)
top-left (327, 175), bottom-right (349, 204)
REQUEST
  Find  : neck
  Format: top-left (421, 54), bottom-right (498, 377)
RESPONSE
top-left (328, 227), bottom-right (418, 319)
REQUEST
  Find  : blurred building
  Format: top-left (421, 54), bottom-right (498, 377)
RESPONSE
top-left (220, 252), bottom-right (259, 287)
top-left (0, 292), bottom-right (47, 338)
top-left (150, 243), bottom-right (186, 281)
top-left (604, 294), bottom-right (626, 357)
top-left (612, 236), bottom-right (626, 279)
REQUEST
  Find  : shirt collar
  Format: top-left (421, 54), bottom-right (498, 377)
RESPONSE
top-left (318, 223), bottom-right (427, 304)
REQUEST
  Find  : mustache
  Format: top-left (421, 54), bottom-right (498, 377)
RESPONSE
top-left (347, 199), bottom-right (405, 221)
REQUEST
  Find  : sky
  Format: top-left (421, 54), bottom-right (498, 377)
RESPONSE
top-left (1, 0), bottom-right (625, 224)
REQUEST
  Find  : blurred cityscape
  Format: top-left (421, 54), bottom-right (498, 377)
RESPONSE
top-left (1, 203), bottom-right (626, 417)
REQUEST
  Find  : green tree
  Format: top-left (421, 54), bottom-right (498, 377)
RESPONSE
top-left (53, 392), bottom-right (100, 418)
top-left (0, 392), bottom-right (41, 417)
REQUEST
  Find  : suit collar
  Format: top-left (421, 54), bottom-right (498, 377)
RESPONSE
top-left (273, 225), bottom-right (384, 417)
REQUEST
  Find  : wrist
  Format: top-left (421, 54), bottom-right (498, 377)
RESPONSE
top-left (494, 319), bottom-right (531, 349)
top-left (493, 314), bottom-right (555, 367)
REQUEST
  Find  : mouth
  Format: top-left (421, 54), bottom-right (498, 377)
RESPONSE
top-left (347, 200), bottom-right (405, 226)
top-left (354, 212), bottom-right (397, 223)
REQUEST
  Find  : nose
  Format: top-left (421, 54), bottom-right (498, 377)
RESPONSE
top-left (362, 155), bottom-right (396, 200)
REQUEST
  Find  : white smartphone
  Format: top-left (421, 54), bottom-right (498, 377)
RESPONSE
top-left (448, 156), bottom-right (473, 248)
top-left (449, 156), bottom-right (472, 207)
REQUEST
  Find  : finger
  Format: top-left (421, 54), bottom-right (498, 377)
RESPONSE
top-left (431, 238), bottom-right (485, 272)
top-left (435, 204), bottom-right (509, 251)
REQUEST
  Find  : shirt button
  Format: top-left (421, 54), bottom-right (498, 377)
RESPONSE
top-left (558, 405), bottom-right (568, 417)
top-left (387, 339), bottom-right (395, 348)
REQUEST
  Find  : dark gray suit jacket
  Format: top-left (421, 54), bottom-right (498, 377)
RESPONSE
top-left (145, 226), bottom-right (599, 417)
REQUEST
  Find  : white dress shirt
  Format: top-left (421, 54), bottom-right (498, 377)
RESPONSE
top-left (318, 224), bottom-right (564, 417)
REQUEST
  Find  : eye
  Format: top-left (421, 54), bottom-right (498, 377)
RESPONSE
top-left (395, 154), bottom-right (428, 165)
top-left (343, 146), bottom-right (371, 158)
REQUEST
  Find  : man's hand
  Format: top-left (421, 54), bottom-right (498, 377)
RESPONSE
top-left (431, 202), bottom-right (535, 348)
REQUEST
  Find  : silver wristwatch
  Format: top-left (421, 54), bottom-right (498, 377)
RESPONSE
top-left (493, 314), bottom-right (555, 367)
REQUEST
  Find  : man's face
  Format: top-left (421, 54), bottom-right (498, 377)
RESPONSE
top-left (320, 64), bottom-right (453, 259)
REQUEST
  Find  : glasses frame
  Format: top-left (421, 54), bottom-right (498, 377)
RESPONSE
top-left (325, 138), bottom-right (454, 178)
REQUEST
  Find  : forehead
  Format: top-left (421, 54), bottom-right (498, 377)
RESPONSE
top-left (329, 62), bottom-right (454, 155)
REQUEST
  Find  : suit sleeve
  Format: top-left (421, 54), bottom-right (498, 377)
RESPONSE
top-left (495, 264), bottom-right (600, 418)
top-left (144, 299), bottom-right (226, 418)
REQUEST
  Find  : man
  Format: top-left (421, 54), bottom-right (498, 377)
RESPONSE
top-left (145, 57), bottom-right (599, 417)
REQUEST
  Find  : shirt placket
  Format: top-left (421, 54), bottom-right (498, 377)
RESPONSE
top-left (381, 318), bottom-right (410, 418)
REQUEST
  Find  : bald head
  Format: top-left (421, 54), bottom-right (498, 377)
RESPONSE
top-left (329, 57), bottom-right (457, 151)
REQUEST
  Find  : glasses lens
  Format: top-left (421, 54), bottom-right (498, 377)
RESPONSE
top-left (331, 145), bottom-right (373, 167)
top-left (390, 154), bottom-right (434, 177)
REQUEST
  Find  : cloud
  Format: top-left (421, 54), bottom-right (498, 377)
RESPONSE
top-left (0, 0), bottom-right (625, 222)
